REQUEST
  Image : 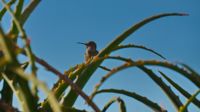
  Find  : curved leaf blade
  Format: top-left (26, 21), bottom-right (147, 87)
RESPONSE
top-left (139, 66), bottom-right (184, 111)
top-left (107, 56), bottom-right (200, 88)
top-left (102, 97), bottom-right (126, 112)
top-left (95, 89), bottom-right (166, 112)
top-left (112, 44), bottom-right (166, 59)
top-left (159, 71), bottom-right (200, 108)
top-left (20, 0), bottom-right (41, 25)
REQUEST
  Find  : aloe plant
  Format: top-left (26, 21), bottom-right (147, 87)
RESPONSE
top-left (0, 0), bottom-right (199, 112)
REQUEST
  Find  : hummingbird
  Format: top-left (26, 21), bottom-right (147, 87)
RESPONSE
top-left (78, 41), bottom-right (98, 62)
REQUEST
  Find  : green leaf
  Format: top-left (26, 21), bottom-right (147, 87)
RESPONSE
top-left (180, 63), bottom-right (200, 80)
top-left (179, 90), bottom-right (200, 112)
top-left (41, 64), bottom-right (84, 110)
top-left (98, 13), bottom-right (187, 57)
top-left (9, 0), bottom-right (24, 36)
top-left (1, 78), bottom-right (13, 105)
top-left (90, 58), bottom-right (184, 111)
top-left (107, 56), bottom-right (200, 88)
top-left (2, 73), bottom-right (31, 112)
top-left (0, 27), bottom-right (16, 67)
top-left (95, 89), bottom-right (166, 112)
top-left (112, 44), bottom-right (166, 59)
top-left (63, 12), bottom-right (187, 107)
top-left (61, 106), bottom-right (88, 112)
top-left (139, 66), bottom-right (184, 111)
top-left (90, 59), bottom-right (131, 99)
top-left (118, 97), bottom-right (126, 112)
top-left (0, 0), bottom-right (16, 21)
top-left (102, 97), bottom-right (126, 112)
top-left (159, 71), bottom-right (200, 108)
top-left (2, 0), bottom-right (39, 100)
top-left (20, 0), bottom-right (41, 25)
top-left (13, 67), bottom-right (62, 112)
top-left (90, 56), bottom-right (200, 99)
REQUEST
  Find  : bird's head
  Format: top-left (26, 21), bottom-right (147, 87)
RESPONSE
top-left (78, 41), bottom-right (97, 49)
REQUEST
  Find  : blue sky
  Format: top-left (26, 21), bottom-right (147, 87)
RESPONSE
top-left (1, 0), bottom-right (200, 111)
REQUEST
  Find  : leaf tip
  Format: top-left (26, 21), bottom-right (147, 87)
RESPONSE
top-left (179, 13), bottom-right (189, 16)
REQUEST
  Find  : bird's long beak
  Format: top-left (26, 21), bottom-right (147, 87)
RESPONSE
top-left (77, 42), bottom-right (87, 46)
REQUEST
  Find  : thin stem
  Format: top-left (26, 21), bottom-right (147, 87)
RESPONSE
top-left (34, 56), bottom-right (101, 112)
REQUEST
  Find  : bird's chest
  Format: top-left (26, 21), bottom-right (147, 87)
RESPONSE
top-left (86, 47), bottom-right (96, 56)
